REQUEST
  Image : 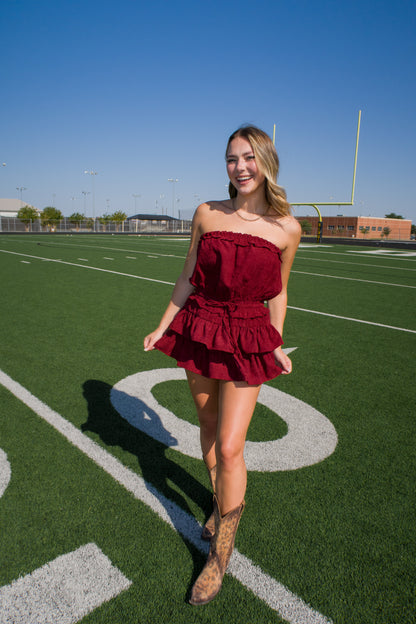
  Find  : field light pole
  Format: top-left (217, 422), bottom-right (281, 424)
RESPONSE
top-left (16, 186), bottom-right (27, 202)
top-left (84, 170), bottom-right (98, 231)
top-left (168, 178), bottom-right (178, 218)
top-left (82, 190), bottom-right (90, 214)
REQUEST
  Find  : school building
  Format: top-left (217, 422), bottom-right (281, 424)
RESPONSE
top-left (295, 215), bottom-right (412, 240)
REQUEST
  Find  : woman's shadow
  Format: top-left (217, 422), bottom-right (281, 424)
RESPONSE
top-left (81, 379), bottom-right (209, 595)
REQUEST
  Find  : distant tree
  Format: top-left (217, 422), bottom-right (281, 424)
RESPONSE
top-left (360, 226), bottom-right (370, 237)
top-left (411, 224), bottom-right (416, 237)
top-left (86, 218), bottom-right (94, 230)
top-left (41, 206), bottom-right (63, 231)
top-left (110, 210), bottom-right (127, 232)
top-left (382, 227), bottom-right (391, 238)
top-left (17, 205), bottom-right (38, 231)
top-left (385, 213), bottom-right (403, 219)
top-left (99, 213), bottom-right (112, 231)
top-left (69, 212), bottom-right (85, 231)
top-left (299, 220), bottom-right (312, 235)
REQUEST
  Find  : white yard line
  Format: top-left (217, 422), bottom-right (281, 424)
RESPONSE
top-left (27, 239), bottom-right (187, 259)
top-left (289, 306), bottom-right (416, 333)
top-left (295, 254), bottom-right (416, 272)
top-left (291, 270), bottom-right (416, 289)
top-left (0, 249), bottom-right (175, 286)
top-left (297, 248), bottom-right (416, 262)
top-left (0, 369), bottom-right (332, 624)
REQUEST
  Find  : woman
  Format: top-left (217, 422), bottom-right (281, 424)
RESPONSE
top-left (144, 125), bottom-right (301, 605)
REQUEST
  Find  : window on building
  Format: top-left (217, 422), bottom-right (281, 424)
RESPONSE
top-left (348, 225), bottom-right (354, 231)
top-left (328, 225), bottom-right (335, 230)
top-left (378, 227), bottom-right (382, 231)
top-left (372, 226), bottom-right (376, 231)
top-left (338, 225), bottom-right (345, 230)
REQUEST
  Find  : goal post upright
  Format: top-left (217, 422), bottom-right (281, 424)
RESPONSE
top-left (284, 110), bottom-right (362, 242)
top-left (350, 109), bottom-right (361, 204)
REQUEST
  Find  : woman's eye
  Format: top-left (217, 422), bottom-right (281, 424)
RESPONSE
top-left (226, 158), bottom-right (236, 164)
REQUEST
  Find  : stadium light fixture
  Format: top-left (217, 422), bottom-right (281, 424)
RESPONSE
top-left (16, 186), bottom-right (27, 202)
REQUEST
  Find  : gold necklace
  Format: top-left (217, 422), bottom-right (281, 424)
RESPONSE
top-left (232, 199), bottom-right (265, 222)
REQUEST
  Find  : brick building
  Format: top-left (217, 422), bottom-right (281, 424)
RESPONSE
top-left (296, 215), bottom-right (412, 240)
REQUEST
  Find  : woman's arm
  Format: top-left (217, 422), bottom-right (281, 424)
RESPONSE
top-left (268, 217), bottom-right (301, 373)
top-left (143, 207), bottom-right (203, 351)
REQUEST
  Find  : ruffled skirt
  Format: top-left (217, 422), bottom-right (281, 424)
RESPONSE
top-left (154, 292), bottom-right (284, 385)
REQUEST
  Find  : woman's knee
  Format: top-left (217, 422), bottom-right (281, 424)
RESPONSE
top-left (216, 439), bottom-right (244, 471)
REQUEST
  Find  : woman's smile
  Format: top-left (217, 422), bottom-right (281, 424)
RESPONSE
top-left (226, 136), bottom-right (265, 193)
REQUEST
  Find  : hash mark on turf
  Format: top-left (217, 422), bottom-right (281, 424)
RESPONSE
top-left (0, 543), bottom-right (131, 624)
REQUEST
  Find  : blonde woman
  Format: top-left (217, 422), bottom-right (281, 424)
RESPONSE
top-left (144, 126), bottom-right (301, 605)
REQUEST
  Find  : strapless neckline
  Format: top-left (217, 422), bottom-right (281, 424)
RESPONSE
top-left (200, 230), bottom-right (281, 256)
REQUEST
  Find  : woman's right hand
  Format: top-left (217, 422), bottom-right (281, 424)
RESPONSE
top-left (143, 328), bottom-right (165, 352)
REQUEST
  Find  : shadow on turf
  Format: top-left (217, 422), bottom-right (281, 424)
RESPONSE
top-left (81, 379), bottom-right (210, 599)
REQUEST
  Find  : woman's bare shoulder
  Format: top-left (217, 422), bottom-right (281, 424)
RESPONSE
top-left (193, 199), bottom-right (232, 228)
top-left (197, 199), bottom-right (232, 212)
top-left (284, 214), bottom-right (302, 236)
top-left (268, 213), bottom-right (300, 234)
top-left (266, 213), bottom-right (301, 252)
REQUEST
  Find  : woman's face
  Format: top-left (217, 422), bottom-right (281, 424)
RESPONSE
top-left (226, 136), bottom-right (265, 196)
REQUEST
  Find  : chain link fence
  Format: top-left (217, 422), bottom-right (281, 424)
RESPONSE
top-left (0, 217), bottom-right (192, 235)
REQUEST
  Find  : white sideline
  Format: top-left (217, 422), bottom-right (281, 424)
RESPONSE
top-left (0, 369), bottom-right (332, 624)
top-left (0, 543), bottom-right (132, 624)
top-left (1, 248), bottom-right (414, 333)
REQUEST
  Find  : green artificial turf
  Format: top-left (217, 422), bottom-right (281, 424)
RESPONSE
top-left (0, 234), bottom-right (415, 623)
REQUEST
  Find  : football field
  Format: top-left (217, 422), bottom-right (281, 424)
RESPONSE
top-left (0, 234), bottom-right (415, 624)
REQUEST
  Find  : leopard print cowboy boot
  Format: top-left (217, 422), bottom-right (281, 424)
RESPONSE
top-left (190, 495), bottom-right (245, 605)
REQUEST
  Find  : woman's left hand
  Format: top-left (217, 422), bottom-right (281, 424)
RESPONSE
top-left (274, 347), bottom-right (292, 374)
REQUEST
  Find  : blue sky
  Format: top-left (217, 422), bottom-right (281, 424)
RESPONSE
top-left (1, 0), bottom-right (415, 222)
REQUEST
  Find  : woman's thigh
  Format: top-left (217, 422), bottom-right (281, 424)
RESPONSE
top-left (217, 380), bottom-right (261, 457)
top-left (185, 370), bottom-right (220, 426)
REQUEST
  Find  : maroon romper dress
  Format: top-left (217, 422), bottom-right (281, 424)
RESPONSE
top-left (154, 230), bottom-right (284, 385)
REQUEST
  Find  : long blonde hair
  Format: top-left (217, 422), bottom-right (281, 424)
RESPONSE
top-left (226, 125), bottom-right (291, 217)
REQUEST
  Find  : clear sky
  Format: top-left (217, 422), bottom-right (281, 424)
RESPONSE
top-left (1, 0), bottom-right (415, 222)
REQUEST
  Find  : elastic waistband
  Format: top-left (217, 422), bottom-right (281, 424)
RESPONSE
top-left (191, 291), bottom-right (266, 316)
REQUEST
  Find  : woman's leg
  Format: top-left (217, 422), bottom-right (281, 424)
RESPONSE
top-left (189, 379), bottom-right (261, 605)
top-left (185, 370), bottom-right (219, 470)
top-left (215, 380), bottom-right (261, 514)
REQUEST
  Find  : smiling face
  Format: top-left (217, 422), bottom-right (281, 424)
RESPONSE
top-left (226, 136), bottom-right (266, 197)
